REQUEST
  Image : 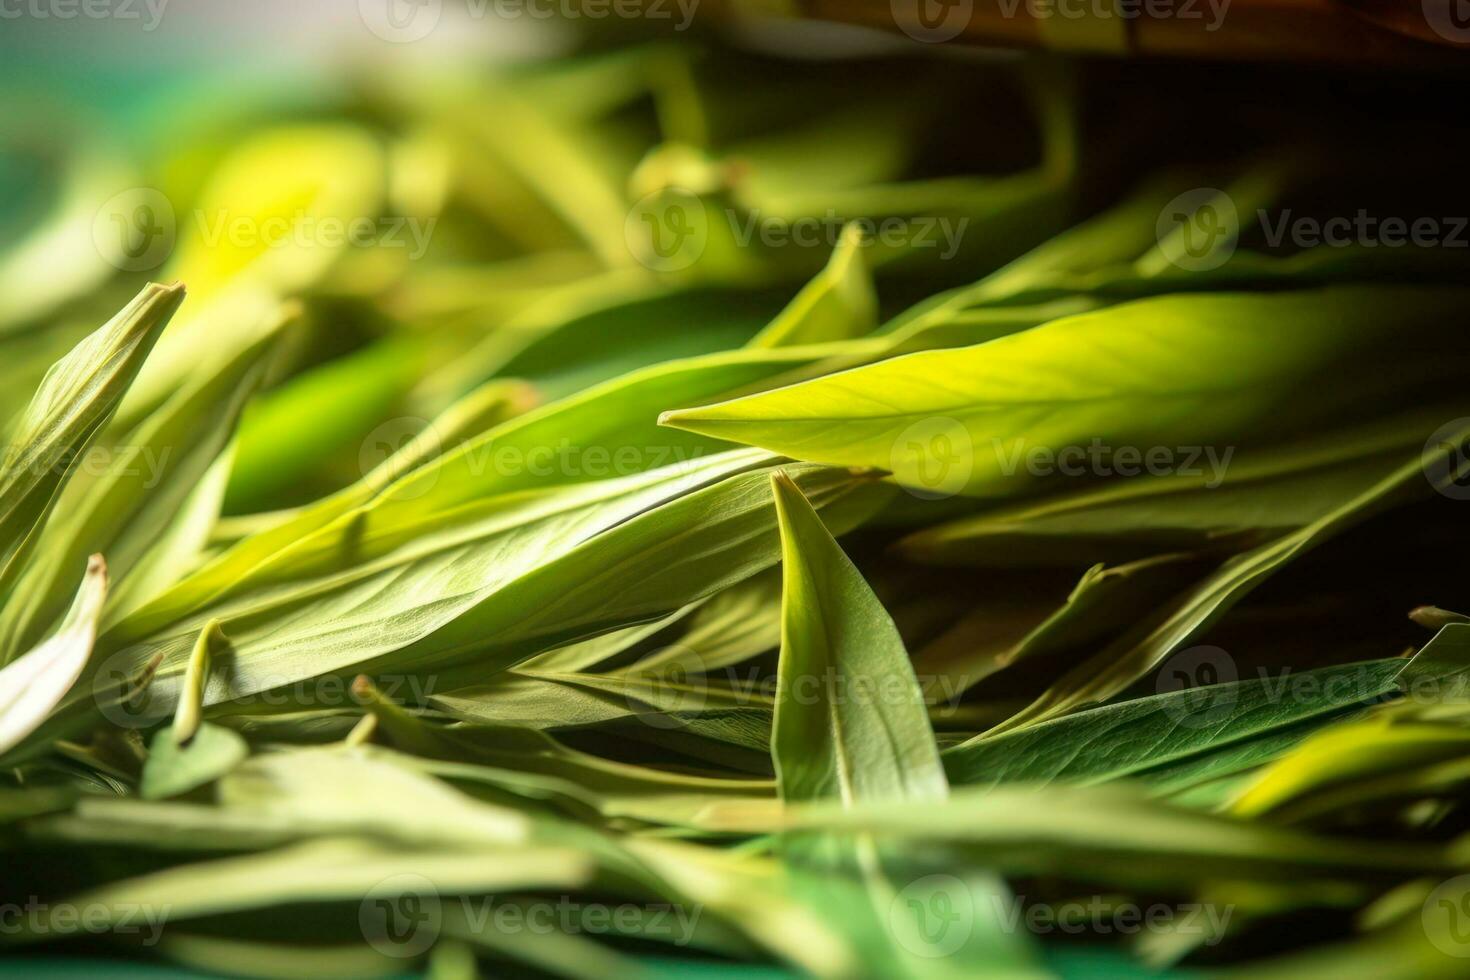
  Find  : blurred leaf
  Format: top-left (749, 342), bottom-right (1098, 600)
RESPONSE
top-left (140, 722), bottom-right (248, 800)
top-left (990, 441), bottom-right (1459, 734)
top-left (0, 283), bottom-right (183, 604)
top-left (748, 225), bottom-right (877, 349)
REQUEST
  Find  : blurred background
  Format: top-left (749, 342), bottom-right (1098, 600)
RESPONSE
top-left (2, 1), bottom-right (1468, 630)
top-left (0, 0), bottom-right (1465, 584)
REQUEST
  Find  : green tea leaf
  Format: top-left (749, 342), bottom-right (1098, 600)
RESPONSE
top-left (748, 224), bottom-right (877, 349)
top-left (989, 443), bottom-right (1454, 734)
top-left (0, 555), bottom-right (106, 755)
top-left (769, 471), bottom-right (946, 804)
top-left (899, 412), bottom-right (1440, 567)
top-left (942, 659), bottom-right (1402, 788)
top-left (0, 303), bottom-right (284, 658)
top-left (0, 283), bottom-right (183, 605)
top-left (662, 287), bottom-right (1470, 498)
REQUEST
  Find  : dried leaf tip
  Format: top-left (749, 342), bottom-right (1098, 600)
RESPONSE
top-left (1409, 606), bottom-right (1470, 630)
top-left (345, 677), bottom-right (389, 747)
top-left (351, 674), bottom-right (378, 703)
top-left (71, 554), bottom-right (109, 622)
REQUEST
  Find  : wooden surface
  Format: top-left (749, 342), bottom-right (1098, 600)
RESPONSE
top-left (716, 0), bottom-right (1470, 66)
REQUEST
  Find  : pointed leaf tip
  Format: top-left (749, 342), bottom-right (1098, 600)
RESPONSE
top-left (174, 618), bottom-right (228, 747)
top-left (769, 470), bottom-right (800, 495)
top-left (770, 466), bottom-right (947, 806)
top-left (1410, 606), bottom-right (1470, 630)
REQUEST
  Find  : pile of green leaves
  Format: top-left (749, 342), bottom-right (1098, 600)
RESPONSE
top-left (3, 41), bottom-right (1470, 980)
